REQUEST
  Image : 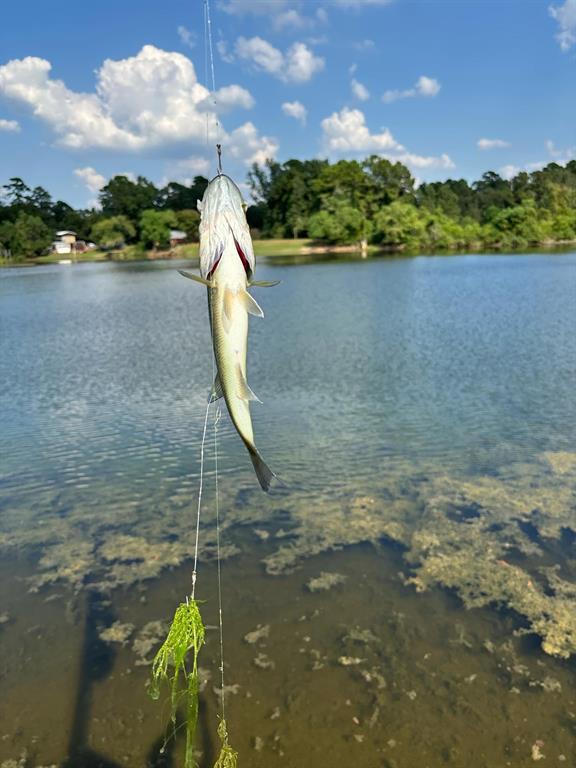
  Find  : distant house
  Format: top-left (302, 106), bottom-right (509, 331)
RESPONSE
top-left (52, 231), bottom-right (77, 255)
top-left (170, 229), bottom-right (187, 247)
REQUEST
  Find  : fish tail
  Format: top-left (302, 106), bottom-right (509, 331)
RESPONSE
top-left (247, 445), bottom-right (277, 492)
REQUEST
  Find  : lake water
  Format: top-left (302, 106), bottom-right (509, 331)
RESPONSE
top-left (1, 252), bottom-right (575, 767)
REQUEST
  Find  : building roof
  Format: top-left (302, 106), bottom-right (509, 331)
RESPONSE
top-left (56, 230), bottom-right (77, 236)
top-left (170, 229), bottom-right (187, 239)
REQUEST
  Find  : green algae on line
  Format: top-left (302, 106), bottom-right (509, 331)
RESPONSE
top-left (149, 600), bottom-right (238, 768)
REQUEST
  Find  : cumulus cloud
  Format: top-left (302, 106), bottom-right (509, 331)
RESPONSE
top-left (0, 46), bottom-right (273, 164)
top-left (282, 100), bottom-right (307, 123)
top-left (234, 36), bottom-right (324, 82)
top-left (177, 25), bottom-right (197, 49)
top-left (477, 138), bottom-right (510, 150)
top-left (226, 122), bottom-right (279, 166)
top-left (351, 78), bottom-right (370, 101)
top-left (383, 75), bottom-right (441, 103)
top-left (549, 0), bottom-right (576, 50)
top-left (74, 166), bottom-right (106, 194)
top-left (0, 118), bottom-right (20, 132)
top-left (321, 107), bottom-right (454, 170)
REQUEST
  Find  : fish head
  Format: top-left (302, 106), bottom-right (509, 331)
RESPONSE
top-left (200, 174), bottom-right (247, 222)
top-left (198, 174), bottom-right (256, 280)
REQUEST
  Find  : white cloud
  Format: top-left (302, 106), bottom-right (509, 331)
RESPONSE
top-left (234, 36), bottom-right (324, 82)
top-left (477, 138), bottom-right (510, 150)
top-left (177, 25), bottom-right (197, 49)
top-left (165, 155), bottom-right (212, 186)
top-left (0, 118), bottom-right (20, 132)
top-left (383, 75), bottom-right (441, 103)
top-left (353, 39), bottom-right (376, 51)
top-left (334, 0), bottom-right (392, 4)
top-left (74, 166), bottom-right (106, 194)
top-left (499, 164), bottom-right (520, 180)
top-left (220, 1), bottom-right (326, 29)
top-left (322, 107), bottom-right (399, 153)
top-left (549, 0), bottom-right (576, 50)
top-left (351, 78), bottom-right (370, 101)
top-left (546, 139), bottom-right (575, 161)
top-left (321, 107), bottom-right (454, 170)
top-left (282, 100), bottom-right (307, 124)
top-left (198, 84), bottom-right (255, 113)
top-left (227, 122), bottom-right (279, 166)
top-left (0, 46), bottom-right (272, 164)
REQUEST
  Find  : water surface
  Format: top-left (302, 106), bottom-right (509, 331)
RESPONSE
top-left (1, 253), bottom-right (575, 767)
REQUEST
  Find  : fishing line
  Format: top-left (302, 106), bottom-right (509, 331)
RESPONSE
top-left (202, 0), bottom-right (226, 721)
top-left (203, 0), bottom-right (224, 172)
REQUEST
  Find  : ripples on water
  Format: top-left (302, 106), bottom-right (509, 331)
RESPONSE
top-left (1, 253), bottom-right (576, 767)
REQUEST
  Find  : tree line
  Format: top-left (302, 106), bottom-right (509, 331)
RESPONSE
top-left (1, 157), bottom-right (575, 260)
top-left (247, 156), bottom-right (576, 250)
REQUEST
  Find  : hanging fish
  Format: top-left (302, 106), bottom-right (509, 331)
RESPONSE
top-left (180, 173), bottom-right (279, 492)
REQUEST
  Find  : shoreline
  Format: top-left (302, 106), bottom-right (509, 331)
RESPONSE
top-left (1, 237), bottom-right (576, 268)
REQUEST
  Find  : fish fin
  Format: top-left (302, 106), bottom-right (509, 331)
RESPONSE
top-left (249, 280), bottom-right (281, 288)
top-left (208, 373), bottom-right (224, 402)
top-left (247, 446), bottom-right (278, 493)
top-left (179, 270), bottom-right (213, 287)
top-left (238, 288), bottom-right (264, 318)
top-left (236, 364), bottom-right (261, 403)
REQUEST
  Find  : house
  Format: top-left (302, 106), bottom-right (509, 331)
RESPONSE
top-left (169, 229), bottom-right (187, 247)
top-left (52, 231), bottom-right (77, 255)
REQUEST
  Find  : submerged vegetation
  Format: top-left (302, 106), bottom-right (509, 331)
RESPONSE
top-left (1, 157), bottom-right (576, 261)
top-left (150, 599), bottom-right (237, 767)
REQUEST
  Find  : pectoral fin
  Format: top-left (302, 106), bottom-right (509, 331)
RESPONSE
top-left (249, 280), bottom-right (281, 288)
top-left (208, 373), bottom-right (224, 402)
top-left (179, 270), bottom-right (213, 287)
top-left (236, 365), bottom-right (261, 403)
top-left (239, 288), bottom-right (264, 318)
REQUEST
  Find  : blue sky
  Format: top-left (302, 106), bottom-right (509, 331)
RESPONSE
top-left (0, 0), bottom-right (574, 208)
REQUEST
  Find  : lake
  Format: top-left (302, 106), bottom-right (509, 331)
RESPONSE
top-left (1, 252), bottom-right (576, 768)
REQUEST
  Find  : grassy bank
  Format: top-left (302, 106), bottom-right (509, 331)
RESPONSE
top-left (2, 237), bottom-right (575, 269)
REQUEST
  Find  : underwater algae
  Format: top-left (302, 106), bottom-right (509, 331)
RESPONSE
top-left (1, 451), bottom-right (575, 663)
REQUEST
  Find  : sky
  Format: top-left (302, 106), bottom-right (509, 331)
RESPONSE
top-left (0, 0), bottom-right (574, 208)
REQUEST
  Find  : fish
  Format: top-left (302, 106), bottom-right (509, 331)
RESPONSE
top-left (179, 173), bottom-right (279, 492)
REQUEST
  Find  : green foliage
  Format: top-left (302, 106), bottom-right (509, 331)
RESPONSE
top-left (309, 202), bottom-right (370, 245)
top-left (99, 175), bottom-right (158, 220)
top-left (90, 215), bottom-right (136, 249)
top-left (175, 209), bottom-right (201, 242)
top-left (150, 601), bottom-right (205, 768)
top-left (157, 177), bottom-right (208, 211)
top-left (2, 158), bottom-right (576, 260)
top-left (371, 202), bottom-right (427, 249)
top-left (139, 209), bottom-right (178, 249)
top-left (0, 212), bottom-right (52, 259)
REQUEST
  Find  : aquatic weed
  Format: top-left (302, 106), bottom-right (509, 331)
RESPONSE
top-left (149, 600), bottom-right (205, 768)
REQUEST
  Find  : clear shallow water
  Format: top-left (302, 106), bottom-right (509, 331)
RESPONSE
top-left (1, 253), bottom-right (576, 767)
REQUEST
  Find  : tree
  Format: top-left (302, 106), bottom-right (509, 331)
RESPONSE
top-left (371, 202), bottom-right (427, 249)
top-left (174, 209), bottom-right (200, 242)
top-left (157, 177), bottom-right (209, 211)
top-left (2, 177), bottom-right (31, 206)
top-left (309, 201), bottom-right (370, 245)
top-left (90, 216), bottom-right (136, 249)
top-left (99, 175), bottom-right (158, 220)
top-left (0, 212), bottom-right (52, 259)
top-left (139, 209), bottom-right (177, 249)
